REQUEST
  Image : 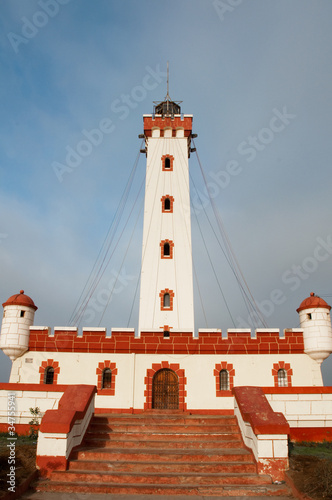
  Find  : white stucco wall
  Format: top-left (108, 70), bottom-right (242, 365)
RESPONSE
top-left (6, 351), bottom-right (322, 412)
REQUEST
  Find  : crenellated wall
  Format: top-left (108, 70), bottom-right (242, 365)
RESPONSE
top-left (28, 327), bottom-right (304, 355)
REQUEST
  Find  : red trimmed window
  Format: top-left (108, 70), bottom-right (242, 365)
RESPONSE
top-left (214, 362), bottom-right (235, 396)
top-left (161, 195), bottom-right (174, 213)
top-left (39, 359), bottom-right (60, 385)
top-left (96, 361), bottom-right (118, 395)
top-left (160, 239), bottom-right (174, 259)
top-left (160, 288), bottom-right (174, 311)
top-left (144, 361), bottom-right (187, 411)
top-left (162, 155), bottom-right (174, 171)
top-left (272, 361), bottom-right (293, 387)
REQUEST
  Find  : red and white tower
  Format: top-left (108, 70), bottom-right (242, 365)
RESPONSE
top-left (138, 91), bottom-right (195, 335)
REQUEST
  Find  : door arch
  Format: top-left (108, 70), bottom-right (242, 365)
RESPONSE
top-left (152, 368), bottom-right (179, 409)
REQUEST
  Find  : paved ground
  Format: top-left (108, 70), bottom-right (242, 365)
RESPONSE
top-left (21, 492), bottom-right (295, 500)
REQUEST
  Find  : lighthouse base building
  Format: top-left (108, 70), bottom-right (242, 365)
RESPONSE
top-left (1, 95), bottom-right (332, 489)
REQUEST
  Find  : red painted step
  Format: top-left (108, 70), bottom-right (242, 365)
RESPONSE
top-left (68, 459), bottom-right (257, 474)
top-left (34, 412), bottom-right (292, 497)
top-left (87, 423), bottom-right (240, 433)
top-left (72, 447), bottom-right (253, 463)
top-left (50, 470), bottom-right (272, 486)
top-left (36, 481), bottom-right (291, 497)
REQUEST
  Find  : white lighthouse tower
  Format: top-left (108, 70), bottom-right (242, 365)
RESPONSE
top-left (138, 86), bottom-right (195, 335)
top-left (0, 290), bottom-right (38, 360)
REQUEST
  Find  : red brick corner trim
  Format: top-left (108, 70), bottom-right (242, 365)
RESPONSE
top-left (214, 362), bottom-right (235, 397)
top-left (272, 361), bottom-right (293, 387)
top-left (96, 361), bottom-right (118, 395)
top-left (39, 359), bottom-right (60, 385)
top-left (144, 361), bottom-right (187, 411)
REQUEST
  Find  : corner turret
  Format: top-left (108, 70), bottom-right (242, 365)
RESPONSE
top-left (297, 292), bottom-right (332, 364)
top-left (0, 290), bottom-right (37, 360)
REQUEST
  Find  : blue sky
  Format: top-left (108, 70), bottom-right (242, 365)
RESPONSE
top-left (1, 0), bottom-right (332, 383)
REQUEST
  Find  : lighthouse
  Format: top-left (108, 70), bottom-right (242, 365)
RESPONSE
top-left (138, 87), bottom-right (195, 335)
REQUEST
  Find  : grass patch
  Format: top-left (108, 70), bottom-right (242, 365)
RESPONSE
top-left (290, 441), bottom-right (332, 460)
top-left (0, 432), bottom-right (37, 447)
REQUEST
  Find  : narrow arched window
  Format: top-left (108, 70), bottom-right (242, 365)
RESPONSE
top-left (44, 367), bottom-right (54, 385)
top-left (161, 195), bottom-right (174, 213)
top-left (219, 369), bottom-right (229, 390)
top-left (164, 157), bottom-right (171, 169)
top-left (164, 198), bottom-right (171, 211)
top-left (102, 368), bottom-right (112, 389)
top-left (163, 293), bottom-right (170, 308)
top-left (164, 242), bottom-right (170, 256)
top-left (278, 369), bottom-right (287, 387)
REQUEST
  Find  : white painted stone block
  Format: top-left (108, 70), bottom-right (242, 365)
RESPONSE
top-left (272, 394), bottom-right (299, 401)
top-left (312, 401), bottom-right (332, 414)
top-left (269, 400), bottom-right (286, 414)
top-left (299, 393), bottom-right (322, 401)
top-left (257, 439), bottom-right (273, 458)
top-left (285, 401), bottom-right (311, 415)
top-left (322, 394), bottom-right (332, 401)
top-left (273, 439), bottom-right (289, 458)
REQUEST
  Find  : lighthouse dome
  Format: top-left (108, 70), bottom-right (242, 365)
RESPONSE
top-left (297, 292), bottom-right (331, 313)
top-left (3, 290), bottom-right (38, 311)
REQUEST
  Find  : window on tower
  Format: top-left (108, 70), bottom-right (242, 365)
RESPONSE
top-left (160, 289), bottom-right (174, 311)
top-left (164, 198), bottom-right (171, 210)
top-left (160, 239), bottom-right (174, 259)
top-left (163, 293), bottom-right (170, 308)
top-left (162, 155), bottom-right (174, 171)
top-left (20, 310), bottom-right (25, 318)
top-left (161, 195), bottom-right (174, 213)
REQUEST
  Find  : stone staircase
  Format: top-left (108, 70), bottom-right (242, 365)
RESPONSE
top-left (35, 411), bottom-right (292, 496)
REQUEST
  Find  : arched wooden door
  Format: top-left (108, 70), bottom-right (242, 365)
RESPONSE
top-left (152, 368), bottom-right (179, 409)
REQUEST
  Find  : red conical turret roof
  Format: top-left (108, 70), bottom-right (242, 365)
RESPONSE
top-left (2, 290), bottom-right (38, 311)
top-left (297, 292), bottom-right (331, 313)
